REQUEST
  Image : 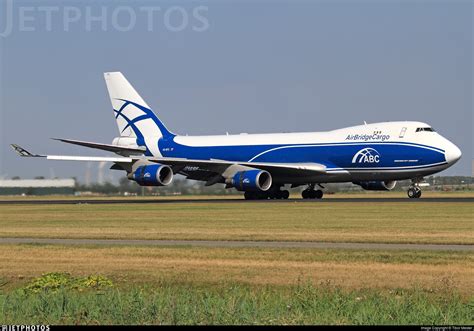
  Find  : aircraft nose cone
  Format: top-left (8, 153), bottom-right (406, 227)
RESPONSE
top-left (445, 142), bottom-right (462, 164)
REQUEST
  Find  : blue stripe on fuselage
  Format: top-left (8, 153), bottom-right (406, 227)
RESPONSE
top-left (158, 139), bottom-right (446, 170)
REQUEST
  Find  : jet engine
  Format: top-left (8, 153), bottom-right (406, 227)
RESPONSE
top-left (129, 164), bottom-right (173, 186)
top-left (355, 180), bottom-right (397, 191)
top-left (230, 170), bottom-right (272, 192)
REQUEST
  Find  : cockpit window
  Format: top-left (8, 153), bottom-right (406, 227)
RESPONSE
top-left (416, 127), bottom-right (435, 132)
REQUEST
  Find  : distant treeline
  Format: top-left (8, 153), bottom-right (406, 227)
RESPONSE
top-left (72, 175), bottom-right (473, 196)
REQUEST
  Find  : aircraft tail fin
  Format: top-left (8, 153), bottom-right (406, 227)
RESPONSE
top-left (103, 72), bottom-right (174, 140)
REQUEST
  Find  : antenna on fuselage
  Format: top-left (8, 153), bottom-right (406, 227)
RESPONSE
top-left (364, 121), bottom-right (368, 125)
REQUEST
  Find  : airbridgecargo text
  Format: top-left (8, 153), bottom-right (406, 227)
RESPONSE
top-left (345, 134), bottom-right (390, 142)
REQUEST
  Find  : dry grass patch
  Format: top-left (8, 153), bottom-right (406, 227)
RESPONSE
top-left (0, 202), bottom-right (472, 244)
top-left (0, 245), bottom-right (472, 296)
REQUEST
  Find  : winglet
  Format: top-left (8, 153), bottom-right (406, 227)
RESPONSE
top-left (10, 144), bottom-right (44, 157)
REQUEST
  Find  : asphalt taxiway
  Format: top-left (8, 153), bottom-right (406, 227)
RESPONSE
top-left (0, 197), bottom-right (472, 205)
top-left (0, 237), bottom-right (472, 251)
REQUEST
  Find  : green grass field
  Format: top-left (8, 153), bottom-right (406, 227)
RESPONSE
top-left (1, 281), bottom-right (471, 325)
top-left (0, 197), bottom-right (472, 325)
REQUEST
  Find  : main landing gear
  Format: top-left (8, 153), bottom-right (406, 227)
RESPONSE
top-left (244, 188), bottom-right (290, 200)
top-left (407, 180), bottom-right (422, 199)
top-left (244, 184), bottom-right (325, 200)
top-left (301, 184), bottom-right (324, 200)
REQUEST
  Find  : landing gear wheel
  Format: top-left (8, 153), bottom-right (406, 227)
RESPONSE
top-left (257, 192), bottom-right (268, 200)
top-left (302, 190), bottom-right (310, 199)
top-left (281, 190), bottom-right (290, 200)
top-left (302, 189), bottom-right (323, 199)
top-left (314, 190), bottom-right (323, 199)
top-left (407, 187), bottom-right (421, 199)
top-left (244, 192), bottom-right (256, 200)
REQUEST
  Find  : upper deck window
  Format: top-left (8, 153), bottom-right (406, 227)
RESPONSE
top-left (416, 127), bottom-right (435, 132)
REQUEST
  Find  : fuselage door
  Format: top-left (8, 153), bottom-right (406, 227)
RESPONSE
top-left (399, 127), bottom-right (407, 138)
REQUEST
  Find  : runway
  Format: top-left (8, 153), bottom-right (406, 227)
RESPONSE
top-left (0, 197), bottom-right (472, 205)
top-left (0, 237), bottom-right (472, 251)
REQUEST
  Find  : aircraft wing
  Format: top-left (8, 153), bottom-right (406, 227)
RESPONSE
top-left (40, 138), bottom-right (326, 176)
top-left (144, 156), bottom-right (326, 177)
top-left (10, 144), bottom-right (133, 163)
top-left (11, 144), bottom-right (326, 180)
top-left (241, 161), bottom-right (326, 175)
top-left (52, 138), bottom-right (145, 155)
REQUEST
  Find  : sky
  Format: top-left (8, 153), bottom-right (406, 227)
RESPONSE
top-left (0, 0), bottom-right (472, 183)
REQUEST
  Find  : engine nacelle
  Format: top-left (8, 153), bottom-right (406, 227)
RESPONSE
top-left (230, 170), bottom-right (272, 192)
top-left (130, 164), bottom-right (173, 186)
top-left (355, 180), bottom-right (397, 191)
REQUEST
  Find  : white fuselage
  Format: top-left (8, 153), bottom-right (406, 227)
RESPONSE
top-left (155, 121), bottom-right (461, 184)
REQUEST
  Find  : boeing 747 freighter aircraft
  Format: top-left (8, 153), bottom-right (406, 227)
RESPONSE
top-left (12, 72), bottom-right (462, 199)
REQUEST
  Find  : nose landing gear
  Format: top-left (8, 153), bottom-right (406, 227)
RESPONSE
top-left (407, 180), bottom-right (422, 199)
top-left (407, 186), bottom-right (422, 199)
